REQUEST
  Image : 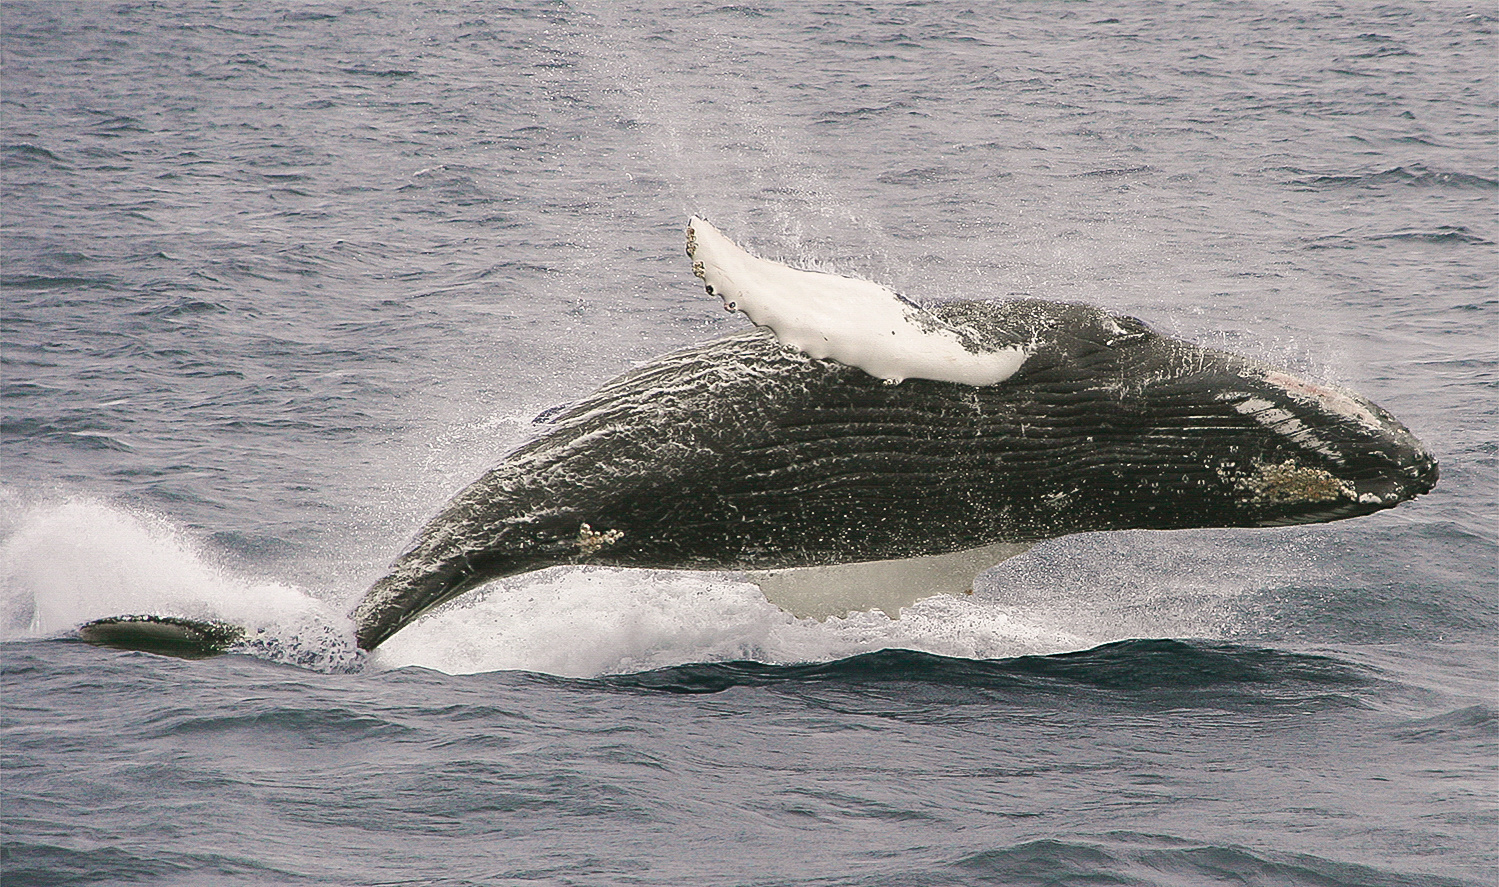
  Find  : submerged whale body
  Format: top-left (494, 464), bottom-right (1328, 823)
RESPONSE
top-left (80, 218), bottom-right (1438, 657)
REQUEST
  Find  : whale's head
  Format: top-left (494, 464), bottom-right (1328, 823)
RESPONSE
top-left (929, 300), bottom-right (1438, 535)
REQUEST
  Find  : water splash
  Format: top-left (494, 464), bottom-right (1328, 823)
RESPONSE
top-left (0, 494), bottom-right (357, 669)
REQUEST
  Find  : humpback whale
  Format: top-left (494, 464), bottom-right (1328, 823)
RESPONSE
top-left (80, 218), bottom-right (1438, 658)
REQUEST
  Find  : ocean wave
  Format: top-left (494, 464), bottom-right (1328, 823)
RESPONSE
top-left (1, 142), bottom-right (68, 167)
top-left (952, 835), bottom-right (1477, 887)
top-left (1389, 703), bottom-right (1499, 745)
top-left (1290, 166), bottom-right (1498, 190)
top-left (600, 638), bottom-right (1371, 709)
top-left (1303, 226), bottom-right (1495, 249)
top-left (1, 841), bottom-right (308, 887)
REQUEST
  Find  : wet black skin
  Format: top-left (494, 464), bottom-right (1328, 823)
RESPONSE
top-left (348, 300), bottom-right (1437, 651)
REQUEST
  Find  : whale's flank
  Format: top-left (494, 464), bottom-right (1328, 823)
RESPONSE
top-left (345, 293), bottom-right (1435, 651)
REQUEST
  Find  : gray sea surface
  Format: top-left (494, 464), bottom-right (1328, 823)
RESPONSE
top-left (2, 3), bottom-right (1495, 885)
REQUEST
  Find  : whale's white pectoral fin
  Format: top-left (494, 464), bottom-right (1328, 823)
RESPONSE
top-left (686, 217), bottom-right (1028, 386)
top-left (746, 540), bottom-right (1035, 620)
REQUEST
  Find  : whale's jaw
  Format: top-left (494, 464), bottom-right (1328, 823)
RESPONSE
top-left (1215, 369), bottom-right (1438, 525)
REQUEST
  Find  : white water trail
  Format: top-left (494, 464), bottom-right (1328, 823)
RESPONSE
top-left (0, 495), bottom-right (355, 665)
top-left (368, 565), bottom-right (1093, 678)
top-left (0, 495), bottom-right (1276, 679)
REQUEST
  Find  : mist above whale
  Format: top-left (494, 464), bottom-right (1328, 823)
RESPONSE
top-left (81, 218), bottom-right (1438, 658)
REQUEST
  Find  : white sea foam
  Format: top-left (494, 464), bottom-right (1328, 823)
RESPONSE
top-left (0, 496), bottom-right (351, 656)
top-left (362, 533), bottom-right (1279, 679)
top-left (369, 564), bottom-right (1100, 677)
top-left (0, 496), bottom-right (1092, 676)
top-left (0, 497), bottom-right (1268, 678)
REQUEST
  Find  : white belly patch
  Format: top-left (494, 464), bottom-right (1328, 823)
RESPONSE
top-left (745, 540), bottom-right (1034, 620)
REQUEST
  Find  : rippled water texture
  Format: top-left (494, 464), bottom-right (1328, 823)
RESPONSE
top-left (3, 3), bottom-right (1495, 885)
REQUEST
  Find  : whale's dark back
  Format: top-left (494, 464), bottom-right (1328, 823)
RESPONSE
top-left (351, 300), bottom-right (1437, 650)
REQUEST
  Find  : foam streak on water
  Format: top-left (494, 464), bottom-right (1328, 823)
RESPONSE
top-left (2, 3), bottom-right (1494, 885)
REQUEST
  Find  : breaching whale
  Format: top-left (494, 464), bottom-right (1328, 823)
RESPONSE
top-left (79, 217), bottom-right (1438, 658)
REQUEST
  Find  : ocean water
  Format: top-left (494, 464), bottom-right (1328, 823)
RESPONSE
top-left (2, 2), bottom-right (1495, 885)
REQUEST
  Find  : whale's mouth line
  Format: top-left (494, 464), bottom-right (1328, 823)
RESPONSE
top-left (1264, 502), bottom-right (1400, 526)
